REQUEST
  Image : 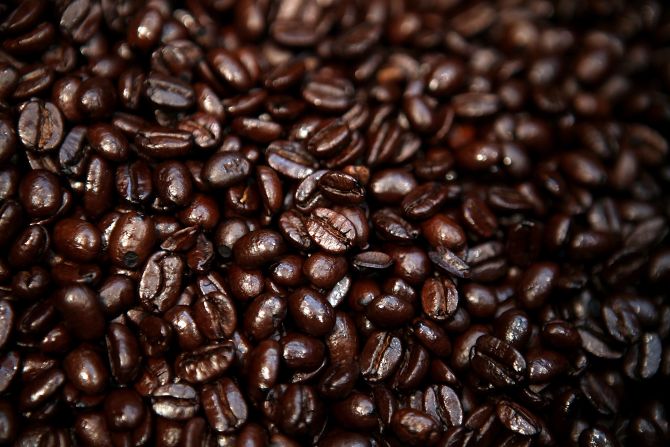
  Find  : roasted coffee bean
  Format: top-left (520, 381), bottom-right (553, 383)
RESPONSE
top-left (144, 72), bottom-right (195, 110)
top-left (233, 229), bottom-right (286, 269)
top-left (135, 127), bottom-right (193, 159)
top-left (276, 384), bottom-right (325, 437)
top-left (303, 76), bottom-right (354, 113)
top-left (495, 400), bottom-right (540, 436)
top-left (353, 251), bottom-right (393, 271)
top-left (53, 284), bottom-right (105, 340)
top-left (17, 99), bottom-right (63, 152)
top-left (367, 294), bottom-right (414, 329)
top-left (175, 342), bottom-right (235, 383)
top-left (360, 331), bottom-right (403, 383)
top-left (333, 391), bottom-right (378, 431)
top-left (462, 193), bottom-right (498, 238)
top-left (429, 247), bottom-right (470, 279)
top-left (288, 287), bottom-right (335, 337)
top-left (53, 218), bottom-right (102, 263)
top-left (306, 207), bottom-right (356, 253)
top-left (178, 193), bottom-right (220, 231)
top-left (470, 335), bottom-right (527, 388)
top-left (151, 383), bottom-right (199, 421)
top-left (155, 161), bottom-right (193, 207)
top-left (115, 158), bottom-right (155, 205)
top-left (194, 293), bottom-right (237, 340)
top-left (317, 171), bottom-right (365, 204)
top-left (202, 378), bottom-right (248, 433)
top-left (106, 323), bottom-right (140, 385)
top-left (624, 332), bottom-right (662, 380)
top-left (401, 182), bottom-right (450, 220)
top-left (77, 76), bottom-right (117, 120)
top-left (421, 277), bottom-right (459, 321)
top-left (208, 49), bottom-right (252, 91)
top-left (18, 169), bottom-right (62, 219)
top-left (281, 332), bottom-right (325, 370)
top-left (266, 140), bottom-right (318, 180)
top-left (203, 151), bottom-right (251, 189)
top-left (391, 408), bottom-right (441, 446)
top-left (372, 208), bottom-right (419, 242)
top-left (494, 310), bottom-right (531, 350)
top-left (109, 211), bottom-right (156, 268)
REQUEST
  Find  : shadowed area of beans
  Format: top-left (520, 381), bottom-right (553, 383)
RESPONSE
top-left (1, 0), bottom-right (670, 446)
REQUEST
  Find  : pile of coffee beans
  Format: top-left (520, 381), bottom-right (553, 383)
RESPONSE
top-left (1, 0), bottom-right (670, 445)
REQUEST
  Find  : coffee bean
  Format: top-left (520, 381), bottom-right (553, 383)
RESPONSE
top-left (360, 331), bottom-right (403, 383)
top-left (17, 99), bottom-right (63, 152)
top-left (266, 140), bottom-right (318, 180)
top-left (391, 408), bottom-right (440, 446)
top-left (429, 247), bottom-right (470, 279)
top-left (288, 287), bottom-right (335, 337)
top-left (108, 211), bottom-right (156, 269)
top-left (470, 335), bottom-right (527, 388)
top-left (53, 284), bottom-right (105, 340)
top-left (175, 342), bottom-right (235, 383)
top-left (421, 277), bottom-right (458, 321)
top-left (135, 127), bottom-right (193, 159)
top-left (202, 152), bottom-right (251, 189)
top-left (372, 208), bottom-right (419, 242)
top-left (495, 400), bottom-right (540, 436)
top-left (306, 207), bottom-right (356, 253)
top-left (202, 378), bottom-right (248, 433)
top-left (151, 383), bottom-right (199, 420)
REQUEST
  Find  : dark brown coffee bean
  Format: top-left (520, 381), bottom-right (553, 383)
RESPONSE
top-left (17, 99), bottom-right (63, 152)
top-left (77, 76), bottom-right (117, 120)
top-left (306, 207), bottom-right (356, 253)
top-left (317, 171), bottom-right (365, 204)
top-left (206, 48), bottom-right (251, 91)
top-left (352, 251), bottom-right (393, 271)
top-left (144, 72), bottom-right (195, 110)
top-left (391, 408), bottom-right (440, 446)
top-left (202, 151), bottom-right (251, 189)
top-left (59, 0), bottom-right (102, 43)
top-left (372, 208), bottom-right (419, 242)
top-left (18, 169), bottom-right (62, 220)
top-left (470, 335), bottom-right (526, 388)
top-left (421, 277), bottom-right (458, 321)
top-left (624, 332), bottom-right (662, 380)
top-left (421, 214), bottom-right (466, 251)
top-left (429, 248), bottom-right (470, 279)
top-left (517, 262), bottom-right (559, 310)
top-left (367, 294), bottom-right (415, 329)
top-left (151, 383), bottom-right (199, 420)
top-left (139, 251), bottom-right (184, 312)
top-left (307, 119), bottom-right (351, 159)
top-left (462, 193), bottom-right (498, 238)
top-left (52, 284), bottom-right (105, 341)
top-left (202, 378), bottom-right (248, 433)
top-left (155, 161), bottom-right (193, 207)
top-left (175, 341), bottom-right (235, 383)
top-left (13, 65), bottom-right (55, 100)
top-left (109, 211), bottom-right (156, 269)
top-left (194, 293), bottom-right (236, 341)
top-left (135, 126), bottom-right (193, 159)
top-left (303, 76), bottom-right (354, 113)
top-left (360, 331), bottom-right (403, 383)
top-left (288, 287), bottom-right (335, 336)
top-left (106, 323), bottom-right (140, 385)
top-left (267, 140), bottom-right (318, 180)
top-left (495, 400), bottom-right (540, 436)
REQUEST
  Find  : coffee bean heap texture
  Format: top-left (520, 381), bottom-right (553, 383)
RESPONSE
top-left (1, 0), bottom-right (670, 446)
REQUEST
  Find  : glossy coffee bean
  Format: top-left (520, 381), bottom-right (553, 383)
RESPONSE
top-left (53, 218), bottom-right (102, 263)
top-left (109, 211), bottom-right (156, 269)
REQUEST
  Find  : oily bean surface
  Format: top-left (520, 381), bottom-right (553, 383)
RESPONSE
top-left (0, 1), bottom-right (668, 445)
